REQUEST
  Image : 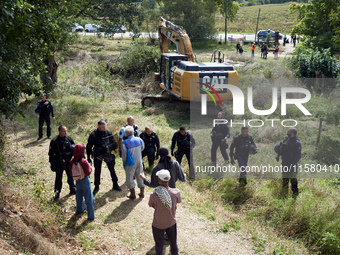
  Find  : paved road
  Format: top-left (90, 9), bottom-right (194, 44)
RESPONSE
top-left (79, 31), bottom-right (257, 41)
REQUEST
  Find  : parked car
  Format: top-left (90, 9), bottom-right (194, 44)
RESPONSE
top-left (257, 29), bottom-right (283, 40)
top-left (85, 24), bottom-right (102, 32)
top-left (115, 25), bottom-right (126, 33)
top-left (72, 23), bottom-right (84, 32)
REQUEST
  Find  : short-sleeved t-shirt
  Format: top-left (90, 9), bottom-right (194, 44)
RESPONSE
top-left (148, 188), bottom-right (181, 229)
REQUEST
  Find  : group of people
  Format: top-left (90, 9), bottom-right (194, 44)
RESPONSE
top-left (45, 116), bottom-right (187, 254)
top-left (212, 112), bottom-right (301, 196)
top-left (236, 40), bottom-right (283, 59)
top-left (38, 95), bottom-right (302, 254)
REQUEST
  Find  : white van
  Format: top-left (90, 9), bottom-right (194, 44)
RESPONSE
top-left (72, 23), bottom-right (84, 32)
top-left (85, 24), bottom-right (100, 32)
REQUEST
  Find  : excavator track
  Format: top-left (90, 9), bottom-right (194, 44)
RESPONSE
top-left (141, 91), bottom-right (184, 108)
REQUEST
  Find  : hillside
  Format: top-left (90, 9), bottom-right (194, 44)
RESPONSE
top-left (216, 2), bottom-right (298, 34)
top-left (0, 37), bottom-right (339, 254)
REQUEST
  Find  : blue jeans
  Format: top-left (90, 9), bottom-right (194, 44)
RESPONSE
top-left (76, 176), bottom-right (95, 220)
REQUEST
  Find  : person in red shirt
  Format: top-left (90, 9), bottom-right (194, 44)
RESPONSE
top-left (148, 170), bottom-right (181, 255)
top-left (69, 143), bottom-right (94, 221)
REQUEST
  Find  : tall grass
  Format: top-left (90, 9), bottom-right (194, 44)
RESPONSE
top-left (216, 3), bottom-right (298, 34)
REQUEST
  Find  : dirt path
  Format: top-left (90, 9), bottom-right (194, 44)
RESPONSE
top-left (3, 121), bottom-right (256, 255)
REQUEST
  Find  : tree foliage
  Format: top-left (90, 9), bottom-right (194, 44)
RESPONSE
top-left (0, 0), bottom-right (145, 118)
top-left (289, 45), bottom-right (339, 80)
top-left (212, 0), bottom-right (239, 21)
top-left (85, 0), bottom-right (144, 36)
top-left (0, 0), bottom-right (78, 118)
top-left (290, 0), bottom-right (340, 53)
top-left (156, 0), bottom-right (238, 41)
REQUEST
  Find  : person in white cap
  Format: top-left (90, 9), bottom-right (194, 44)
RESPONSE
top-left (148, 169), bottom-right (181, 255)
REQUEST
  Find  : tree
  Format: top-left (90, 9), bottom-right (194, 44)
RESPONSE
top-left (0, 0), bottom-right (78, 118)
top-left (141, 0), bottom-right (160, 43)
top-left (156, 0), bottom-right (238, 41)
top-left (212, 0), bottom-right (239, 21)
top-left (290, 0), bottom-right (340, 53)
top-left (0, 0), bottom-right (145, 118)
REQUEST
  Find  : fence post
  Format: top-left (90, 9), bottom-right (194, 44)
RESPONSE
top-left (316, 117), bottom-right (323, 147)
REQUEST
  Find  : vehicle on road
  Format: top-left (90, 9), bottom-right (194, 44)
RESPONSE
top-left (85, 24), bottom-right (101, 32)
top-left (257, 29), bottom-right (283, 40)
top-left (72, 23), bottom-right (84, 32)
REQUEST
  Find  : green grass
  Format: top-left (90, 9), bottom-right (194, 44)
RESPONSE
top-left (17, 39), bottom-right (340, 254)
top-left (216, 2), bottom-right (298, 34)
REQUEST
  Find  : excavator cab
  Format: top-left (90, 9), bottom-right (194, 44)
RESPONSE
top-left (160, 53), bottom-right (188, 91)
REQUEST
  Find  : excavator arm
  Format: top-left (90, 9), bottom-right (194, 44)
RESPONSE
top-left (158, 17), bottom-right (195, 62)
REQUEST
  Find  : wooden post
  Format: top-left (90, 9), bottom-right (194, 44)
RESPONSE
top-left (316, 117), bottom-right (323, 147)
top-left (255, 8), bottom-right (261, 44)
top-left (225, 0), bottom-right (228, 44)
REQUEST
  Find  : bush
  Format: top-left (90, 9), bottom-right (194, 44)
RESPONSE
top-left (118, 40), bottom-right (159, 78)
top-left (289, 45), bottom-right (340, 82)
top-left (315, 135), bottom-right (340, 165)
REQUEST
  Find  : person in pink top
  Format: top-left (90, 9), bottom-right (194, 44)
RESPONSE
top-left (148, 170), bottom-right (181, 255)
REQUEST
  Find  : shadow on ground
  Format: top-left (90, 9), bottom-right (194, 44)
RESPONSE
top-left (104, 197), bottom-right (143, 224)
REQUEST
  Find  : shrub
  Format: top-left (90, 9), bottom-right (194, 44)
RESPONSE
top-left (289, 45), bottom-right (340, 83)
top-left (118, 40), bottom-right (159, 78)
top-left (318, 232), bottom-right (340, 254)
top-left (315, 135), bottom-right (340, 165)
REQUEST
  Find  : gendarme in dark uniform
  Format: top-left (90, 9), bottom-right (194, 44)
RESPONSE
top-left (229, 126), bottom-right (257, 185)
top-left (86, 120), bottom-right (121, 194)
top-left (48, 125), bottom-right (75, 201)
top-left (275, 128), bottom-right (301, 196)
top-left (171, 126), bottom-right (196, 179)
top-left (211, 112), bottom-right (230, 164)
top-left (35, 93), bottom-right (55, 140)
top-left (140, 127), bottom-right (160, 168)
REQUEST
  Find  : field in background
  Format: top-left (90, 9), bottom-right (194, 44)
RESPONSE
top-left (216, 2), bottom-right (298, 34)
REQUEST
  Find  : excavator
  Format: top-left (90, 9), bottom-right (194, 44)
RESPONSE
top-left (141, 17), bottom-right (239, 108)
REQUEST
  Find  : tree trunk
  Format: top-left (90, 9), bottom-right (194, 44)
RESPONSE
top-left (41, 55), bottom-right (58, 93)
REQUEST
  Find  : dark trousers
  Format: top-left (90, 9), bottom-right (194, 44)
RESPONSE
top-left (236, 154), bottom-right (249, 180)
top-left (39, 115), bottom-right (51, 138)
top-left (282, 163), bottom-right (299, 195)
top-left (94, 157), bottom-right (118, 187)
top-left (211, 140), bottom-right (229, 163)
top-left (142, 147), bottom-right (156, 166)
top-left (176, 149), bottom-right (195, 179)
top-left (54, 162), bottom-right (76, 196)
top-left (152, 224), bottom-right (178, 255)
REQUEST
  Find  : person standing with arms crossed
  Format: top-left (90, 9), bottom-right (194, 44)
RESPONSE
top-left (35, 93), bottom-right (55, 140)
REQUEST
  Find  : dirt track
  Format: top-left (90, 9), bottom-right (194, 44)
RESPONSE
top-left (3, 121), bottom-right (256, 254)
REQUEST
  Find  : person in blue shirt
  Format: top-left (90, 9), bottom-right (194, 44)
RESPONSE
top-left (118, 116), bottom-right (139, 157)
